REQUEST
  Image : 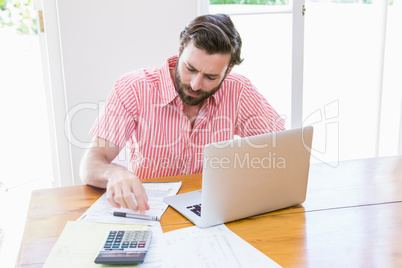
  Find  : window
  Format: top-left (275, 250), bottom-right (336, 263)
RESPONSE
top-left (208, 0), bottom-right (402, 164)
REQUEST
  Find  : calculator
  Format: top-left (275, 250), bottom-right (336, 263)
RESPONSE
top-left (94, 230), bottom-right (152, 264)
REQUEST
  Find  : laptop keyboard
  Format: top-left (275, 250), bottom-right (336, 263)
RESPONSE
top-left (186, 204), bottom-right (201, 216)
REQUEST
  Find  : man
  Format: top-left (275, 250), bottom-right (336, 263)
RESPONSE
top-left (80, 14), bottom-right (285, 215)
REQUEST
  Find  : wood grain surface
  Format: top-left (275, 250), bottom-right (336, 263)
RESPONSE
top-left (17, 156), bottom-right (402, 267)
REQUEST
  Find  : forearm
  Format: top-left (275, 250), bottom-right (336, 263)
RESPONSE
top-left (80, 150), bottom-right (125, 188)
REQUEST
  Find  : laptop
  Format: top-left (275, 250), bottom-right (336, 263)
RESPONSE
top-left (163, 126), bottom-right (314, 228)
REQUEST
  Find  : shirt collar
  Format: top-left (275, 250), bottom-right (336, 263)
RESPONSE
top-left (158, 56), bottom-right (179, 107)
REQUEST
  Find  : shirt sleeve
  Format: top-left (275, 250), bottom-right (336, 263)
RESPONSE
top-left (235, 82), bottom-right (285, 137)
top-left (89, 75), bottom-right (138, 148)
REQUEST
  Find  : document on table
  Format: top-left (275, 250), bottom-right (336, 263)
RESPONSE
top-left (78, 182), bottom-right (182, 226)
top-left (163, 224), bottom-right (282, 268)
top-left (45, 214), bottom-right (280, 267)
top-left (43, 221), bottom-right (164, 268)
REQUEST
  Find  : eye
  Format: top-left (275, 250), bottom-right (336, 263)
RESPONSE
top-left (205, 75), bottom-right (218, 81)
top-left (186, 66), bottom-right (196, 72)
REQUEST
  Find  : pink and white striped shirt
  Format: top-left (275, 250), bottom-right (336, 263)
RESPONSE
top-left (90, 56), bottom-right (285, 179)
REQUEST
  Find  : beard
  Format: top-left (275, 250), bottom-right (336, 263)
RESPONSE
top-left (174, 65), bottom-right (224, 106)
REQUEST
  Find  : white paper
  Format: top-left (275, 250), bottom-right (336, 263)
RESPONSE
top-left (78, 182), bottom-right (182, 226)
top-left (139, 222), bottom-right (164, 268)
top-left (163, 224), bottom-right (282, 268)
top-left (43, 221), bottom-right (150, 268)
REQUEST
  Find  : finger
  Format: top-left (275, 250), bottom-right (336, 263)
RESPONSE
top-left (109, 180), bottom-right (131, 209)
top-left (143, 186), bottom-right (150, 210)
top-left (106, 188), bottom-right (121, 209)
top-left (113, 189), bottom-right (131, 210)
top-left (132, 184), bottom-right (149, 214)
top-left (144, 195), bottom-right (150, 210)
top-left (122, 189), bottom-right (139, 212)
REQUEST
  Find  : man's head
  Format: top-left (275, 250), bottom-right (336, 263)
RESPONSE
top-left (174, 14), bottom-right (243, 106)
top-left (179, 13), bottom-right (243, 69)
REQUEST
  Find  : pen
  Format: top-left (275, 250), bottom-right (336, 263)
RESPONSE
top-left (113, 211), bottom-right (160, 221)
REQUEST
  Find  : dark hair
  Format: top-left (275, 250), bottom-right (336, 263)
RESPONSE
top-left (179, 14), bottom-right (243, 68)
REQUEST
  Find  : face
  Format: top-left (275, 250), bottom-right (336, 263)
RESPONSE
top-left (174, 41), bottom-right (231, 106)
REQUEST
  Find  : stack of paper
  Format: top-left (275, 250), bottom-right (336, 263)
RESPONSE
top-left (163, 225), bottom-right (282, 268)
top-left (44, 222), bottom-right (281, 267)
top-left (43, 221), bottom-right (164, 268)
top-left (78, 182), bottom-right (182, 225)
top-left (44, 182), bottom-right (282, 267)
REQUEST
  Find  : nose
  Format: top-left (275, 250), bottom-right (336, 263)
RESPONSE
top-left (190, 73), bottom-right (203, 91)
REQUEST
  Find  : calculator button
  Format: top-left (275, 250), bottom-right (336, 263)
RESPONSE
top-left (101, 230), bottom-right (150, 255)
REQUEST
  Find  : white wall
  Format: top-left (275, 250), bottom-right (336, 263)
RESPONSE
top-left (42, 0), bottom-right (199, 186)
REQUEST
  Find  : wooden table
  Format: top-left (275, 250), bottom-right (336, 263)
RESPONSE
top-left (18, 156), bottom-right (402, 267)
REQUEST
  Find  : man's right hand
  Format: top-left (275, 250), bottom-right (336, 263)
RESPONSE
top-left (104, 167), bottom-right (150, 214)
top-left (80, 137), bottom-right (149, 214)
